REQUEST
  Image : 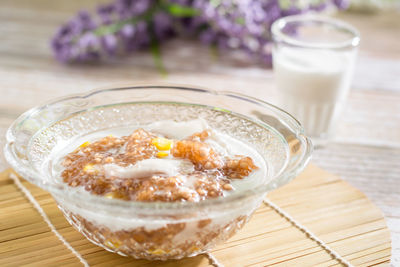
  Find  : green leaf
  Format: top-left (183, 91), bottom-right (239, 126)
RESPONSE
top-left (278, 0), bottom-right (291, 10)
top-left (165, 4), bottom-right (200, 17)
top-left (210, 0), bottom-right (221, 8)
top-left (94, 21), bottom-right (125, 36)
top-left (236, 17), bottom-right (245, 25)
top-left (150, 40), bottom-right (167, 77)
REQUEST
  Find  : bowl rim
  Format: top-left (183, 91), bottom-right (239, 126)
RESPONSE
top-left (4, 84), bottom-right (313, 211)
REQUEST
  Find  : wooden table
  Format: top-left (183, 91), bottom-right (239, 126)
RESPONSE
top-left (0, 1), bottom-right (399, 265)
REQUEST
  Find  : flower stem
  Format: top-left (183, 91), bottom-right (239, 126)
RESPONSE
top-left (151, 39), bottom-right (167, 77)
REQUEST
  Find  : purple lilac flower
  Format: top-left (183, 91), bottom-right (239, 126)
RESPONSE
top-left (153, 12), bottom-right (175, 39)
top-left (51, 0), bottom-right (349, 65)
top-left (189, 0), bottom-right (348, 65)
top-left (51, 0), bottom-right (158, 63)
top-left (97, 4), bottom-right (115, 24)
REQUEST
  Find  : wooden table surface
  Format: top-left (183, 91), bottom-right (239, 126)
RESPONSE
top-left (0, 1), bottom-right (399, 265)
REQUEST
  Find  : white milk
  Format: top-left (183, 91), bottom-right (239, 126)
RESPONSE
top-left (273, 47), bottom-right (356, 139)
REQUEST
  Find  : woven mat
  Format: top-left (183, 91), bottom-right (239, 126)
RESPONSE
top-left (0, 164), bottom-right (391, 266)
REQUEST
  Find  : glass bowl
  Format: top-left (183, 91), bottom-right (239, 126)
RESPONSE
top-left (4, 85), bottom-right (312, 260)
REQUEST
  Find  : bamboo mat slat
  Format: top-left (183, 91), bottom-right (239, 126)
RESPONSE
top-left (0, 164), bottom-right (391, 266)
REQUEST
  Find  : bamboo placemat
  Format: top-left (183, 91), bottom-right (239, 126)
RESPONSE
top-left (0, 164), bottom-right (391, 266)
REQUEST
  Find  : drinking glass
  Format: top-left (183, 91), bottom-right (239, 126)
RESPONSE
top-left (271, 15), bottom-right (360, 145)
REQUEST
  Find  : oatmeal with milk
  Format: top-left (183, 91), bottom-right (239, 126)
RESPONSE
top-left (61, 119), bottom-right (261, 201)
top-left (57, 119), bottom-right (267, 258)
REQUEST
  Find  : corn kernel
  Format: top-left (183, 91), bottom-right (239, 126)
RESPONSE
top-left (104, 192), bottom-right (116, 199)
top-left (151, 138), bottom-right (173, 151)
top-left (83, 164), bottom-right (93, 172)
top-left (148, 248), bottom-right (166, 255)
top-left (105, 239), bottom-right (121, 249)
top-left (156, 151), bottom-right (169, 158)
top-left (79, 141), bottom-right (90, 148)
top-left (189, 246), bottom-right (200, 253)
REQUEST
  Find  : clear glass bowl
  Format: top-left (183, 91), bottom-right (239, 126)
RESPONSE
top-left (4, 85), bottom-right (312, 260)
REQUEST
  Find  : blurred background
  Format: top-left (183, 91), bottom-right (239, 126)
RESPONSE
top-left (0, 0), bottom-right (399, 264)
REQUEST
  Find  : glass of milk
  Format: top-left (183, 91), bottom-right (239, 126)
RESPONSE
top-left (271, 15), bottom-right (360, 145)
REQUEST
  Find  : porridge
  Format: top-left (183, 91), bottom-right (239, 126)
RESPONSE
top-left (56, 119), bottom-right (267, 259)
